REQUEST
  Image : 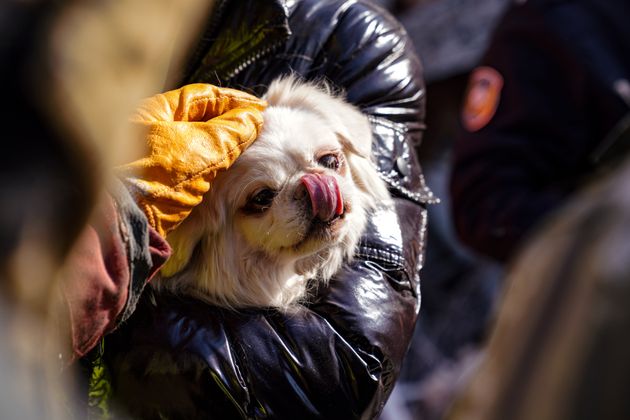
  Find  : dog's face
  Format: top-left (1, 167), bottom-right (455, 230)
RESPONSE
top-left (222, 107), bottom-right (359, 259)
top-left (159, 78), bottom-right (389, 309)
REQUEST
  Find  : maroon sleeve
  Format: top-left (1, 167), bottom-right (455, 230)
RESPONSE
top-left (61, 192), bottom-right (170, 361)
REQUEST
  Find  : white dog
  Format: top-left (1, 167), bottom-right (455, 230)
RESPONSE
top-left (156, 77), bottom-right (391, 310)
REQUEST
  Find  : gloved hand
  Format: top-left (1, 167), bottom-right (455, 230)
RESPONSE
top-left (117, 84), bottom-right (266, 237)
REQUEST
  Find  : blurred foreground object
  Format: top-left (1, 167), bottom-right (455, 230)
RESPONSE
top-left (448, 148), bottom-right (630, 420)
top-left (0, 0), bottom-right (212, 417)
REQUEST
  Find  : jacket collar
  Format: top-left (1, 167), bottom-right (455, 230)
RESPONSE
top-left (183, 0), bottom-right (291, 84)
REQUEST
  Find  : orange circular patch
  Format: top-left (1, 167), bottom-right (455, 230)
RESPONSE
top-left (462, 66), bottom-right (504, 132)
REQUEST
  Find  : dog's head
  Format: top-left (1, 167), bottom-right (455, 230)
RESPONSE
top-left (158, 77), bottom-right (389, 309)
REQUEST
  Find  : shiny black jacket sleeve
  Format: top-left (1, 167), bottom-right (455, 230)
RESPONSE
top-left (103, 1), bottom-right (430, 419)
top-left (449, 1), bottom-right (629, 263)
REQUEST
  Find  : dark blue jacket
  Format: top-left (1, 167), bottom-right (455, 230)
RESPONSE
top-left (450, 0), bottom-right (630, 262)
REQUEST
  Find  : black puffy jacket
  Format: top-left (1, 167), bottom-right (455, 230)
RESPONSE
top-left (103, 1), bottom-right (433, 418)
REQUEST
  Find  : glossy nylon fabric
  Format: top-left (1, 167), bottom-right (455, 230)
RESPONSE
top-left (103, 0), bottom-right (431, 418)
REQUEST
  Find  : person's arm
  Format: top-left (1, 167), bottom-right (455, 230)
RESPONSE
top-left (60, 181), bottom-right (171, 362)
top-left (449, 3), bottom-right (598, 263)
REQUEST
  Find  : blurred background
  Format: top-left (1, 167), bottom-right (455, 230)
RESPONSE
top-left (375, 1), bottom-right (508, 419)
top-left (378, 1), bottom-right (630, 419)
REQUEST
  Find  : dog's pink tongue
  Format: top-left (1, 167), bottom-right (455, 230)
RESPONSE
top-left (300, 173), bottom-right (344, 221)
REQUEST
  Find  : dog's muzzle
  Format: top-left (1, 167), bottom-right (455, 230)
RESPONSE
top-left (299, 173), bottom-right (344, 222)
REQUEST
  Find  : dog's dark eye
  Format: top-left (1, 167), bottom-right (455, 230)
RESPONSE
top-left (318, 154), bottom-right (340, 170)
top-left (246, 188), bottom-right (276, 212)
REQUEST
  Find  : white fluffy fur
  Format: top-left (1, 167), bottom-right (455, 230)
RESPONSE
top-left (156, 76), bottom-right (391, 310)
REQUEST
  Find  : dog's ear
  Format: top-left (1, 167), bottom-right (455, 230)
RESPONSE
top-left (160, 216), bottom-right (205, 277)
top-left (160, 193), bottom-right (225, 277)
top-left (345, 150), bottom-right (390, 201)
top-left (317, 88), bottom-right (373, 159)
top-left (334, 110), bottom-right (372, 159)
top-left (332, 103), bottom-right (390, 201)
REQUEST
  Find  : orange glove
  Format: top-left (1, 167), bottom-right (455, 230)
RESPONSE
top-left (117, 84), bottom-right (266, 237)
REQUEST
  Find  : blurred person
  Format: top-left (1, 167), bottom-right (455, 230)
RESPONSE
top-left (450, 0), bottom-right (630, 264)
top-left (447, 124), bottom-right (630, 420)
top-left (444, 1), bottom-right (630, 417)
top-left (1, 0), bottom-right (214, 417)
top-left (88, 0), bottom-right (434, 419)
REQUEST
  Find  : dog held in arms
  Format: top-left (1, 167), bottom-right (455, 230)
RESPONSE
top-left (157, 77), bottom-right (391, 310)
